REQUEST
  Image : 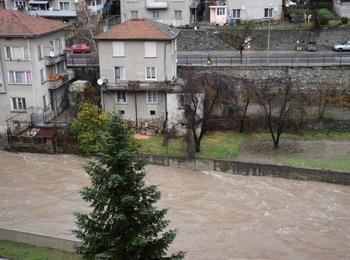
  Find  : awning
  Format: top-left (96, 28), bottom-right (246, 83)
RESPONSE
top-left (28, 1), bottom-right (48, 4)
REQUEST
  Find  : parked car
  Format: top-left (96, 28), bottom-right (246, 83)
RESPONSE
top-left (70, 43), bottom-right (91, 54)
top-left (334, 40), bottom-right (350, 52)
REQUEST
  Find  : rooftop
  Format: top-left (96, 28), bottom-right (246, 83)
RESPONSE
top-left (95, 18), bottom-right (180, 41)
top-left (0, 9), bottom-right (69, 38)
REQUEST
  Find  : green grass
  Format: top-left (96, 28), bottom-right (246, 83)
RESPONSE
top-left (251, 131), bottom-right (350, 141)
top-left (279, 156), bottom-right (350, 172)
top-left (0, 240), bottom-right (81, 260)
top-left (137, 135), bottom-right (185, 155)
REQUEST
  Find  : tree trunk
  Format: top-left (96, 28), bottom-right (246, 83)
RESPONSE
top-left (239, 98), bottom-right (250, 133)
top-left (240, 49), bottom-right (243, 64)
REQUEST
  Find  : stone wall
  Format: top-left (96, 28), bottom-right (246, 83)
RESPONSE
top-left (178, 27), bottom-right (350, 51)
top-left (140, 153), bottom-right (350, 186)
top-left (178, 66), bottom-right (350, 90)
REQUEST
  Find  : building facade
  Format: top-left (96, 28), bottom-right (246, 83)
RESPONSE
top-left (0, 10), bottom-right (74, 133)
top-left (210, 0), bottom-right (282, 25)
top-left (96, 18), bottom-right (185, 131)
top-left (333, 0), bottom-right (350, 18)
top-left (120, 0), bottom-right (200, 26)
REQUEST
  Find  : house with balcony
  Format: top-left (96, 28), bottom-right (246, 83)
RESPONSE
top-left (4, 0), bottom-right (106, 21)
top-left (120, 0), bottom-right (201, 26)
top-left (210, 0), bottom-right (282, 25)
top-left (0, 9), bottom-right (74, 133)
top-left (333, 0), bottom-right (350, 18)
top-left (96, 18), bottom-right (187, 130)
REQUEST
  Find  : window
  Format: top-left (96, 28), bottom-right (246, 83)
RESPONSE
top-left (146, 67), bottom-right (156, 80)
top-left (116, 91), bottom-right (127, 103)
top-left (264, 8), bottom-right (273, 18)
top-left (119, 110), bottom-right (125, 115)
top-left (43, 95), bottom-right (48, 110)
top-left (174, 10), bottom-right (182, 19)
top-left (147, 91), bottom-right (158, 104)
top-left (114, 66), bottom-right (126, 81)
top-left (217, 7), bottom-right (225, 16)
top-left (178, 93), bottom-right (190, 109)
top-left (59, 1), bottom-right (70, 10)
top-left (150, 110), bottom-right (156, 115)
top-left (12, 97), bottom-right (26, 111)
top-left (5, 46), bottom-right (29, 60)
top-left (151, 10), bottom-right (159, 19)
top-left (14, 1), bottom-right (26, 10)
top-left (40, 69), bottom-right (46, 83)
top-left (8, 71), bottom-right (32, 84)
top-left (144, 42), bottom-right (157, 57)
top-left (131, 10), bottom-right (138, 18)
top-left (38, 45), bottom-right (43, 59)
top-left (113, 41), bottom-right (125, 57)
top-left (232, 9), bottom-right (240, 18)
top-left (0, 1), bottom-right (6, 9)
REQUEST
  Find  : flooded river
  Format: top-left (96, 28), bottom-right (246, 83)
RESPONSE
top-left (0, 151), bottom-right (350, 259)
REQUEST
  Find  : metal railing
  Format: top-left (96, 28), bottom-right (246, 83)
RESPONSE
top-left (177, 55), bottom-right (350, 67)
top-left (66, 56), bottom-right (99, 67)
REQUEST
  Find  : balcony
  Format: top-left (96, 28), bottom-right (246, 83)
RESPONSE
top-left (47, 70), bottom-right (75, 90)
top-left (105, 80), bottom-right (175, 92)
top-left (146, 0), bottom-right (168, 9)
top-left (26, 9), bottom-right (77, 18)
top-left (43, 47), bottom-right (65, 66)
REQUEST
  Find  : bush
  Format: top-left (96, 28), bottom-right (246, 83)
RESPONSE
top-left (70, 103), bottom-right (110, 154)
top-left (320, 16), bottom-right (329, 25)
top-left (341, 17), bottom-right (348, 25)
top-left (318, 8), bottom-right (334, 20)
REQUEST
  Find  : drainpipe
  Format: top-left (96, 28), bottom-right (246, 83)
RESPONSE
top-left (164, 41), bottom-right (171, 81)
top-left (134, 90), bottom-right (138, 127)
top-left (27, 38), bottom-right (37, 109)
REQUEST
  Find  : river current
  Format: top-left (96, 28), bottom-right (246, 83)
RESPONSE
top-left (0, 151), bottom-right (349, 259)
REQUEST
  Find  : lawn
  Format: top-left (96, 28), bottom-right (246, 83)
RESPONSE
top-left (136, 131), bottom-right (350, 172)
top-left (0, 240), bottom-right (81, 260)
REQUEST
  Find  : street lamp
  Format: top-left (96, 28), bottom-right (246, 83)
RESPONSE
top-left (267, 4), bottom-right (278, 65)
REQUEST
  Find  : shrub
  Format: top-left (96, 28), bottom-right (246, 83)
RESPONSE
top-left (70, 103), bottom-right (110, 154)
top-left (318, 8), bottom-right (334, 20)
top-left (341, 16), bottom-right (348, 25)
top-left (320, 16), bottom-right (329, 25)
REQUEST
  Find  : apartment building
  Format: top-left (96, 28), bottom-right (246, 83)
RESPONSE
top-left (96, 18), bottom-right (185, 130)
top-left (3, 0), bottom-right (105, 21)
top-left (333, 0), bottom-right (350, 18)
top-left (0, 10), bottom-right (74, 133)
top-left (210, 0), bottom-right (282, 25)
top-left (120, 0), bottom-right (200, 26)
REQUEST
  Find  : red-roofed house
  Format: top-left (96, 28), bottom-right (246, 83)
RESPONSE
top-left (96, 19), bottom-right (184, 130)
top-left (0, 10), bottom-right (74, 133)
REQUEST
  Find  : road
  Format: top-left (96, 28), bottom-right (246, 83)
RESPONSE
top-left (66, 51), bottom-right (350, 67)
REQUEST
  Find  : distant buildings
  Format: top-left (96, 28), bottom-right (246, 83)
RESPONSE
top-left (333, 0), bottom-right (350, 18)
top-left (96, 18), bottom-right (185, 131)
top-left (0, 10), bottom-right (74, 132)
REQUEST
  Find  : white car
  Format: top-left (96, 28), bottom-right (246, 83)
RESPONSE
top-left (334, 40), bottom-right (350, 52)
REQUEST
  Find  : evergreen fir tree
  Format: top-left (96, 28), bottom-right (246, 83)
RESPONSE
top-left (74, 115), bottom-right (185, 259)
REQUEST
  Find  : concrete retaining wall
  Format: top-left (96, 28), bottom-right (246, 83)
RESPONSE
top-left (0, 228), bottom-right (81, 253)
top-left (140, 153), bottom-right (350, 186)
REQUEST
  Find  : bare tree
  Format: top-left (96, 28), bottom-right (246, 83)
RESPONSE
top-left (218, 22), bottom-right (259, 64)
top-left (254, 77), bottom-right (305, 149)
top-left (314, 83), bottom-right (337, 122)
top-left (221, 77), bottom-right (253, 133)
top-left (182, 71), bottom-right (222, 153)
top-left (74, 2), bottom-right (103, 53)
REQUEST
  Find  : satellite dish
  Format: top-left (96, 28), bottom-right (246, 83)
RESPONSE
top-left (49, 51), bottom-right (55, 58)
top-left (97, 78), bottom-right (104, 86)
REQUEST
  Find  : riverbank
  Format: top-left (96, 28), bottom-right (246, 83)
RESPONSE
top-left (137, 131), bottom-right (350, 172)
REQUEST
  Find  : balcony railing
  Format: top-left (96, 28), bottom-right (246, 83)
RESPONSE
top-left (146, 0), bottom-right (168, 9)
top-left (43, 47), bottom-right (65, 66)
top-left (26, 9), bottom-right (77, 17)
top-left (47, 70), bottom-right (75, 90)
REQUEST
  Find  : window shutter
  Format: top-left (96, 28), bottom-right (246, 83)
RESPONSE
top-left (113, 42), bottom-right (124, 57)
top-left (120, 67), bottom-right (126, 80)
top-left (144, 42), bottom-right (156, 57)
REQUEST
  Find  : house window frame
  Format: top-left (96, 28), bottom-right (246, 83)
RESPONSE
top-left (8, 71), bottom-right (32, 84)
top-left (4, 46), bottom-right (29, 60)
top-left (264, 8), bottom-right (273, 18)
top-left (174, 10), bottom-right (182, 19)
top-left (145, 66), bottom-right (156, 80)
top-left (40, 69), bottom-right (46, 83)
top-left (114, 66), bottom-right (126, 82)
top-left (217, 7), bottom-right (225, 16)
top-left (151, 10), bottom-right (160, 19)
top-left (232, 9), bottom-right (241, 18)
top-left (131, 10), bottom-right (139, 18)
top-left (144, 42), bottom-right (157, 58)
top-left (116, 90), bottom-right (127, 104)
top-left (11, 97), bottom-right (27, 111)
top-left (59, 1), bottom-right (70, 10)
top-left (113, 41), bottom-right (125, 57)
top-left (146, 90), bottom-right (158, 104)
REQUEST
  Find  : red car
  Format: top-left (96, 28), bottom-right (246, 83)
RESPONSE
top-left (70, 43), bottom-right (91, 54)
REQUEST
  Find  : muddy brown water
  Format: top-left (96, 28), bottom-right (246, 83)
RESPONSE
top-left (0, 151), bottom-right (350, 259)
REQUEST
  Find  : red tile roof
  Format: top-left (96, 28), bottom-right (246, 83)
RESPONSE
top-left (95, 19), bottom-right (179, 41)
top-left (0, 9), bottom-right (69, 38)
